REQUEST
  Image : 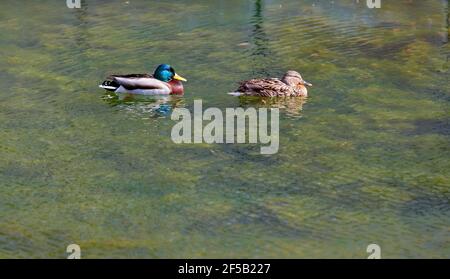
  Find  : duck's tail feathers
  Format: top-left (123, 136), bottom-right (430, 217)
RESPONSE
top-left (228, 92), bottom-right (243, 97)
top-left (99, 80), bottom-right (119, 91)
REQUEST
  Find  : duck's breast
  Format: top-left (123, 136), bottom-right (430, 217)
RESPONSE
top-left (293, 85), bottom-right (307, 97)
top-left (168, 80), bottom-right (184, 95)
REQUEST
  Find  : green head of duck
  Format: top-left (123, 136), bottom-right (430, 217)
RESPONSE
top-left (153, 64), bottom-right (187, 83)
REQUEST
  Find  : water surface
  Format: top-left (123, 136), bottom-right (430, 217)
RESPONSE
top-left (0, 0), bottom-right (449, 258)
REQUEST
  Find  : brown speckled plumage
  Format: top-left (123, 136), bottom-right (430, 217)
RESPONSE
top-left (236, 71), bottom-right (312, 97)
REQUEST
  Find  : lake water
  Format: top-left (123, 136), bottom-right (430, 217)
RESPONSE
top-left (0, 0), bottom-right (449, 258)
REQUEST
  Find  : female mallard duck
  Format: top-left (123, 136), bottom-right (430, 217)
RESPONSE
top-left (231, 71), bottom-right (312, 97)
top-left (99, 64), bottom-right (187, 95)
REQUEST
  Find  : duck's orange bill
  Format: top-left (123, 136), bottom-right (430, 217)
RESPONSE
top-left (173, 73), bottom-right (187, 82)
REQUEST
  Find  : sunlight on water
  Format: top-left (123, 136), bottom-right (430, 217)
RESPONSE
top-left (0, 0), bottom-right (448, 258)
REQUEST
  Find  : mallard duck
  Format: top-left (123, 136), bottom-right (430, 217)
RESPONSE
top-left (230, 71), bottom-right (312, 97)
top-left (99, 64), bottom-right (187, 95)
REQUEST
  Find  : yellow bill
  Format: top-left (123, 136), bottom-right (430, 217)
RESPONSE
top-left (173, 73), bottom-right (187, 82)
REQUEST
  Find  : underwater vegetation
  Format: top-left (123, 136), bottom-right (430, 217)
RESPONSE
top-left (0, 0), bottom-right (448, 258)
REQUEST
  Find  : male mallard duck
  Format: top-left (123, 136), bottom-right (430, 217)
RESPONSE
top-left (230, 71), bottom-right (312, 97)
top-left (99, 64), bottom-right (187, 95)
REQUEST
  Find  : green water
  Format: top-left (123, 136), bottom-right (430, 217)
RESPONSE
top-left (0, 0), bottom-right (449, 258)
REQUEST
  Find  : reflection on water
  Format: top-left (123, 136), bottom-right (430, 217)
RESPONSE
top-left (103, 93), bottom-right (185, 118)
top-left (0, 0), bottom-right (448, 258)
top-left (249, 0), bottom-right (274, 76)
top-left (237, 96), bottom-right (307, 118)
